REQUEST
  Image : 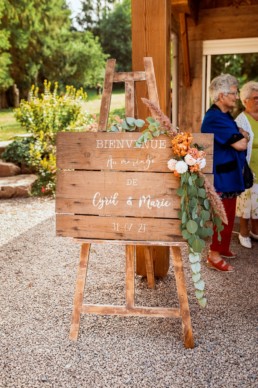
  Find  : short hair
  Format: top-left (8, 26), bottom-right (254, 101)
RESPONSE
top-left (239, 81), bottom-right (258, 107)
top-left (209, 74), bottom-right (239, 103)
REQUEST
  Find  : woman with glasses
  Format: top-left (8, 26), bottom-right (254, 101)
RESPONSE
top-left (201, 74), bottom-right (248, 272)
top-left (236, 81), bottom-right (258, 249)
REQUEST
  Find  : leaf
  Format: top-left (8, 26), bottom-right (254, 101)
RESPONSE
top-left (196, 177), bottom-right (205, 186)
top-left (110, 125), bottom-right (120, 132)
top-left (192, 273), bottom-right (201, 282)
top-left (201, 209), bottom-right (210, 221)
top-left (191, 262), bottom-right (201, 273)
top-left (182, 229), bottom-right (191, 239)
top-left (188, 175), bottom-right (193, 186)
top-left (122, 121), bottom-right (130, 130)
top-left (189, 252), bottom-right (200, 263)
top-left (204, 199), bottom-right (210, 210)
top-left (181, 211), bottom-right (187, 224)
top-left (135, 119), bottom-right (145, 127)
top-left (146, 116), bottom-right (155, 124)
top-left (191, 237), bottom-right (205, 253)
top-left (125, 117), bottom-right (136, 126)
top-left (198, 188), bottom-right (206, 198)
top-left (198, 297), bottom-right (207, 308)
top-left (194, 279), bottom-right (205, 291)
top-left (195, 290), bottom-right (204, 299)
top-left (177, 187), bottom-right (184, 196)
top-left (186, 220), bottom-right (198, 234)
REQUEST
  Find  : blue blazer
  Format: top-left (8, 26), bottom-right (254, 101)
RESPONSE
top-left (201, 104), bottom-right (246, 193)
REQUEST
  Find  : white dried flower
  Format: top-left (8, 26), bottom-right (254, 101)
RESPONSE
top-left (197, 158), bottom-right (206, 170)
top-left (167, 158), bottom-right (177, 171)
top-left (184, 154), bottom-right (197, 166)
top-left (175, 160), bottom-right (188, 174)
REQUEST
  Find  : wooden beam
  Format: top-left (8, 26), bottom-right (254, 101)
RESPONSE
top-left (131, 0), bottom-right (171, 118)
top-left (179, 12), bottom-right (191, 87)
top-left (171, 0), bottom-right (199, 23)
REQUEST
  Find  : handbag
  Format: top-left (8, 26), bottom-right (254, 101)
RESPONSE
top-left (243, 160), bottom-right (254, 189)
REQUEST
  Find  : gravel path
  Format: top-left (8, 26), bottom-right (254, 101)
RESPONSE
top-left (0, 197), bottom-right (257, 388)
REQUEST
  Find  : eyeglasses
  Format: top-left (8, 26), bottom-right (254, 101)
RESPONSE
top-left (225, 91), bottom-right (239, 97)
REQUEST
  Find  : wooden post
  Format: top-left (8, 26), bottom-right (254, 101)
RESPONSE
top-left (131, 0), bottom-right (171, 119)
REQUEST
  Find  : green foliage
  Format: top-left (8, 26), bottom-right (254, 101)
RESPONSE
top-left (0, 0), bottom-right (107, 100)
top-left (108, 116), bottom-right (144, 132)
top-left (14, 81), bottom-right (87, 140)
top-left (135, 117), bottom-right (168, 147)
top-left (1, 137), bottom-right (34, 166)
top-left (3, 81), bottom-right (92, 196)
top-left (177, 171), bottom-right (224, 307)
top-left (99, 0), bottom-right (132, 71)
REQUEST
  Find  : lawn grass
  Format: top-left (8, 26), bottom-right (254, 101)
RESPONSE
top-left (0, 109), bottom-right (25, 141)
top-left (0, 89), bottom-right (125, 141)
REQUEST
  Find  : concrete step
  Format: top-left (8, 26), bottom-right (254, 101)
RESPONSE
top-left (0, 174), bottom-right (38, 198)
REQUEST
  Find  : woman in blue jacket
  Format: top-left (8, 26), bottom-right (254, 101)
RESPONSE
top-left (201, 74), bottom-right (248, 272)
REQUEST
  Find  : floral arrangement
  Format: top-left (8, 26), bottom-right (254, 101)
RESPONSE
top-left (108, 98), bottom-right (228, 308)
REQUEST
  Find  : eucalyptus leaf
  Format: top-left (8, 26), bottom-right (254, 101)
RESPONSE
top-left (182, 229), bottom-right (191, 239)
top-left (195, 290), bottom-right (204, 299)
top-left (186, 220), bottom-right (198, 234)
top-left (201, 209), bottom-right (210, 221)
top-left (182, 211), bottom-right (187, 224)
top-left (198, 188), bottom-right (207, 198)
top-left (192, 272), bottom-right (201, 282)
top-left (194, 279), bottom-right (205, 291)
top-left (177, 187), bottom-right (184, 196)
top-left (191, 262), bottom-right (201, 273)
top-left (125, 117), bottom-right (136, 126)
top-left (204, 199), bottom-right (210, 210)
top-left (122, 121), bottom-right (130, 130)
top-left (191, 237), bottom-right (205, 253)
top-left (198, 297), bottom-right (207, 308)
top-left (135, 119), bottom-right (145, 127)
top-left (189, 252), bottom-right (200, 263)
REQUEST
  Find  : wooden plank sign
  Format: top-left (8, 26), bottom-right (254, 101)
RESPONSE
top-left (56, 132), bottom-right (213, 242)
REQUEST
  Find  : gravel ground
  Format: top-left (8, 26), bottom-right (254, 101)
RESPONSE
top-left (0, 197), bottom-right (257, 388)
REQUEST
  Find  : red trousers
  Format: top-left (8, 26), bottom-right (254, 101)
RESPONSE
top-left (210, 197), bottom-right (237, 253)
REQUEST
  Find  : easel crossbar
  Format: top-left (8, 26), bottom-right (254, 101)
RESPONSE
top-left (81, 304), bottom-right (181, 318)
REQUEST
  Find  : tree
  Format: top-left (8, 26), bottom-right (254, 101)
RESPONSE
top-left (99, 0), bottom-right (131, 71)
top-left (77, 0), bottom-right (117, 35)
top-left (0, 0), bottom-right (12, 91)
top-left (0, 0), bottom-right (107, 106)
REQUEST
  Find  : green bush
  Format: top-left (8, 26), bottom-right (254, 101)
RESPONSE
top-left (3, 81), bottom-right (91, 196)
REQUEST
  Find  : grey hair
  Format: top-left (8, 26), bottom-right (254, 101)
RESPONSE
top-left (209, 74), bottom-right (239, 103)
top-left (240, 81), bottom-right (258, 107)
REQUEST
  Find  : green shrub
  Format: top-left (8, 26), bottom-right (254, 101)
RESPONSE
top-left (4, 81), bottom-right (91, 196)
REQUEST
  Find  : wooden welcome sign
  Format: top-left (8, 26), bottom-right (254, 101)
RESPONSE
top-left (56, 131), bottom-right (213, 242)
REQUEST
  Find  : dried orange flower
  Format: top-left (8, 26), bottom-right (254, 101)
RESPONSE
top-left (171, 132), bottom-right (193, 157)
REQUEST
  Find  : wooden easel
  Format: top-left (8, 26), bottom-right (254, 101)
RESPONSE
top-left (56, 58), bottom-right (195, 348)
top-left (69, 242), bottom-right (193, 348)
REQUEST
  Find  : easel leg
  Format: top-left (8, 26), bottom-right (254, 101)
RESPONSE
top-left (69, 243), bottom-right (90, 341)
top-left (171, 246), bottom-right (194, 349)
top-left (144, 246), bottom-right (155, 288)
top-left (126, 245), bottom-right (135, 309)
